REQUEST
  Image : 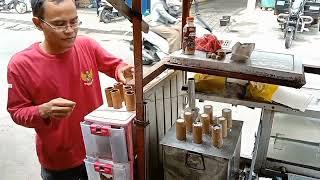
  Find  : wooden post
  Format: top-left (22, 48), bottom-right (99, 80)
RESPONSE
top-left (132, 0), bottom-right (145, 180)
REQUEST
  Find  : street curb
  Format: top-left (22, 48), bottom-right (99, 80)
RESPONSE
top-left (0, 18), bottom-right (33, 26)
top-left (0, 17), bottom-right (132, 36)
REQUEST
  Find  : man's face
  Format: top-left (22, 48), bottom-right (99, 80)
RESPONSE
top-left (41, 0), bottom-right (78, 51)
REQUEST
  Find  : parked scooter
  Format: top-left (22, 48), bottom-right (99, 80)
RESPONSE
top-left (277, 0), bottom-right (315, 48)
top-left (98, 0), bottom-right (122, 23)
top-left (0, 0), bottom-right (27, 13)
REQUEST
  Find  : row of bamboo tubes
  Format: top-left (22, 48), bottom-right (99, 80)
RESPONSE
top-left (176, 105), bottom-right (233, 148)
top-left (105, 82), bottom-right (136, 111)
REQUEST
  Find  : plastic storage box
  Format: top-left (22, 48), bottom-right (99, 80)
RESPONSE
top-left (83, 105), bottom-right (135, 180)
top-left (85, 157), bottom-right (130, 180)
top-left (81, 121), bottom-right (128, 162)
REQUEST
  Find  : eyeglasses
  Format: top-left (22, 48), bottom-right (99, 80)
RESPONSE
top-left (39, 18), bottom-right (82, 32)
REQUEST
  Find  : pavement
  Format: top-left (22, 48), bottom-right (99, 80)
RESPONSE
top-left (0, 0), bottom-right (320, 179)
top-left (0, 8), bottom-right (132, 34)
top-left (0, 7), bottom-right (135, 180)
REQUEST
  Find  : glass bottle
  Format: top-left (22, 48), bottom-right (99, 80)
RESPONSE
top-left (183, 16), bottom-right (196, 55)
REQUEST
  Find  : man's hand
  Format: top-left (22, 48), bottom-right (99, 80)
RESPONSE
top-left (38, 98), bottom-right (76, 120)
top-left (118, 65), bottom-right (134, 84)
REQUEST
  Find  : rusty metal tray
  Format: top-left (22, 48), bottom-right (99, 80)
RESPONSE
top-left (168, 50), bottom-right (306, 88)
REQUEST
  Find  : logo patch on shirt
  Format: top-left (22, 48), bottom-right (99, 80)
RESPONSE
top-left (81, 69), bottom-right (93, 86)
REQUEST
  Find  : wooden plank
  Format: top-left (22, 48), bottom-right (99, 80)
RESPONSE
top-left (144, 93), bottom-right (159, 180)
top-left (106, 0), bottom-right (149, 33)
top-left (143, 70), bottom-right (176, 95)
top-left (126, 60), bottom-right (169, 90)
top-left (144, 97), bottom-right (149, 179)
top-left (167, 50), bottom-right (306, 88)
top-left (143, 70), bottom-right (187, 179)
top-left (176, 71), bottom-right (186, 118)
top-left (170, 75), bottom-right (178, 124)
top-left (304, 64), bottom-right (320, 75)
top-left (196, 89), bottom-right (320, 119)
top-left (164, 80), bottom-right (172, 132)
top-left (155, 86), bottom-right (165, 165)
top-left (143, 60), bottom-right (168, 86)
top-left (165, 62), bottom-right (304, 88)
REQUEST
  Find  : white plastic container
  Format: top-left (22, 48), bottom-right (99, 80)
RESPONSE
top-left (81, 121), bottom-right (128, 163)
top-left (85, 158), bottom-right (130, 180)
top-left (84, 105), bottom-right (135, 180)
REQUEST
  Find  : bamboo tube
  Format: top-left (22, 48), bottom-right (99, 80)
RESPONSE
top-left (124, 90), bottom-right (136, 111)
top-left (123, 85), bottom-right (133, 105)
top-left (203, 105), bottom-right (213, 122)
top-left (114, 82), bottom-right (124, 102)
top-left (176, 119), bottom-right (186, 141)
top-left (212, 124), bottom-right (223, 148)
top-left (184, 111), bottom-right (193, 133)
top-left (123, 85), bottom-right (133, 93)
top-left (218, 117), bottom-right (228, 138)
top-left (104, 87), bottom-right (114, 107)
top-left (212, 114), bottom-right (217, 125)
top-left (222, 108), bottom-right (232, 129)
top-left (200, 113), bottom-right (210, 135)
top-left (192, 122), bottom-right (203, 144)
top-left (100, 173), bottom-right (109, 180)
top-left (111, 89), bottom-right (122, 109)
top-left (130, 84), bottom-right (135, 92)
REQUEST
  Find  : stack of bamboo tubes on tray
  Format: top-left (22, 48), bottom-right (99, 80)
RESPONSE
top-left (175, 105), bottom-right (233, 149)
top-left (104, 82), bottom-right (136, 111)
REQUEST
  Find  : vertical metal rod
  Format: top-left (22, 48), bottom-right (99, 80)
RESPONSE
top-left (132, 0), bottom-right (145, 179)
top-left (187, 78), bottom-right (196, 109)
top-left (248, 122), bottom-right (262, 180)
top-left (186, 77), bottom-right (199, 122)
top-left (254, 109), bottom-right (275, 173)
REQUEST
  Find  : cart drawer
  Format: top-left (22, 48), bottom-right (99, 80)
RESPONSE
top-left (81, 121), bottom-right (128, 163)
top-left (85, 158), bottom-right (130, 180)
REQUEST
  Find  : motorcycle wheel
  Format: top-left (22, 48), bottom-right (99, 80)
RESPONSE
top-left (99, 8), bottom-right (112, 23)
top-left (285, 31), bottom-right (293, 49)
top-left (14, 1), bottom-right (27, 14)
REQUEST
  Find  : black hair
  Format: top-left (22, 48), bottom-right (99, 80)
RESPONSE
top-left (31, 0), bottom-right (64, 18)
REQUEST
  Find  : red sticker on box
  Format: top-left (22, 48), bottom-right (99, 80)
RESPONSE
top-left (90, 124), bottom-right (111, 136)
top-left (94, 162), bottom-right (113, 174)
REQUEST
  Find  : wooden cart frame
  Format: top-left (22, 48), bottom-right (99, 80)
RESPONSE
top-left (107, 0), bottom-right (320, 179)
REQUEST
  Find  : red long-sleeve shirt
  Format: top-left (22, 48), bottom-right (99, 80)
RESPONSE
top-left (7, 36), bottom-right (127, 170)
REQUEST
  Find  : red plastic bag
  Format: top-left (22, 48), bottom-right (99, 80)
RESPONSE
top-left (196, 34), bottom-right (222, 53)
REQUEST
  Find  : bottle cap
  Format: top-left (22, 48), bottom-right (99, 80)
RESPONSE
top-left (187, 16), bottom-right (194, 21)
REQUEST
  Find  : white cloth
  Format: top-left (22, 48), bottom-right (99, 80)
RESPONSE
top-left (4, 0), bottom-right (12, 4)
top-left (150, 0), bottom-right (179, 25)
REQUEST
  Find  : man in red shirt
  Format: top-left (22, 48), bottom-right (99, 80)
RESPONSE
top-left (6, 0), bottom-right (133, 179)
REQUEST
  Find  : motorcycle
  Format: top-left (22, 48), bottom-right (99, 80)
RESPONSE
top-left (277, 0), bottom-right (315, 48)
top-left (0, 0), bottom-right (27, 13)
top-left (98, 0), bottom-right (122, 23)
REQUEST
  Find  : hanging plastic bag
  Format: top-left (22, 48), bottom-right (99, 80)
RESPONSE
top-left (194, 73), bottom-right (226, 94)
top-left (246, 82), bottom-right (279, 102)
